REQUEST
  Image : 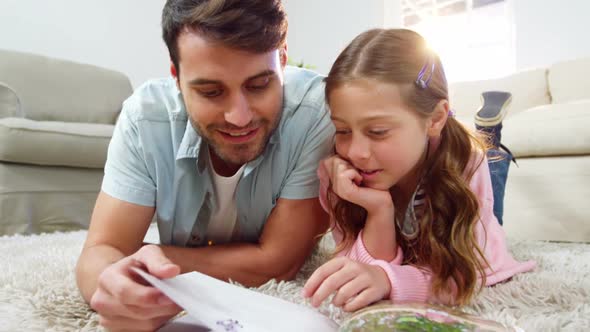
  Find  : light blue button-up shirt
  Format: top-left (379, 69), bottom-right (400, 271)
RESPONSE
top-left (102, 67), bottom-right (334, 247)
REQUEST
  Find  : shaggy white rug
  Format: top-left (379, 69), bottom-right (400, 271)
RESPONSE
top-left (0, 227), bottom-right (588, 332)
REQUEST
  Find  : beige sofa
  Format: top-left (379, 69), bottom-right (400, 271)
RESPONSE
top-left (450, 57), bottom-right (590, 242)
top-left (0, 49), bottom-right (133, 235)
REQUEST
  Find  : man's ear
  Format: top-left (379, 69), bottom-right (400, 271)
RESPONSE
top-left (170, 61), bottom-right (180, 88)
top-left (279, 44), bottom-right (288, 68)
top-left (427, 99), bottom-right (449, 137)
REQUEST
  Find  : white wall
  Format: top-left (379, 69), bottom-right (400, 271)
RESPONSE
top-left (0, 0), bottom-right (402, 87)
top-left (283, 0), bottom-right (402, 75)
top-left (0, 0), bottom-right (402, 86)
top-left (0, 0), bottom-right (169, 88)
top-left (512, 0), bottom-right (590, 70)
top-left (7, 0), bottom-right (588, 86)
top-left (3, 0), bottom-right (589, 88)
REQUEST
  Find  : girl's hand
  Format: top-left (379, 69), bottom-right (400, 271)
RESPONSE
top-left (302, 257), bottom-right (391, 312)
top-left (322, 156), bottom-right (393, 213)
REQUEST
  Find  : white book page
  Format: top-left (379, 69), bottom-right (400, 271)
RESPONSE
top-left (132, 268), bottom-right (339, 332)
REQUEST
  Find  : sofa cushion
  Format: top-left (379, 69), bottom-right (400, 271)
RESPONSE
top-left (0, 49), bottom-right (132, 124)
top-left (502, 100), bottom-right (590, 158)
top-left (0, 117), bottom-right (113, 168)
top-left (449, 68), bottom-right (551, 118)
top-left (548, 57), bottom-right (590, 104)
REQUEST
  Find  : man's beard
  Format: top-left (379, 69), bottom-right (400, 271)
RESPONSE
top-left (190, 116), bottom-right (280, 167)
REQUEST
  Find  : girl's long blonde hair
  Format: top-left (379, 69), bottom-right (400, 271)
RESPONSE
top-left (325, 28), bottom-right (489, 305)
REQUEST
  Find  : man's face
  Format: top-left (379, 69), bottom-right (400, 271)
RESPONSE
top-left (174, 30), bottom-right (286, 172)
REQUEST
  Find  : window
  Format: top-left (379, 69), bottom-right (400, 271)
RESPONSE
top-left (402, 0), bottom-right (514, 82)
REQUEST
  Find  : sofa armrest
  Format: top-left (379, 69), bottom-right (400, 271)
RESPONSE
top-left (0, 49), bottom-right (132, 124)
top-left (0, 81), bottom-right (24, 119)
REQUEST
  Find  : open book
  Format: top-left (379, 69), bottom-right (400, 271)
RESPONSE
top-left (133, 268), bottom-right (519, 332)
top-left (133, 268), bottom-right (338, 332)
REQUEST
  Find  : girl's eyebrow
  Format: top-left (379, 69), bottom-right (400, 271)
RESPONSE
top-left (359, 115), bottom-right (395, 123)
top-left (331, 114), bottom-right (397, 124)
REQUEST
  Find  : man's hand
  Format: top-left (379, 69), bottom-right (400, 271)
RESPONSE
top-left (302, 256), bottom-right (391, 312)
top-left (90, 245), bottom-right (183, 332)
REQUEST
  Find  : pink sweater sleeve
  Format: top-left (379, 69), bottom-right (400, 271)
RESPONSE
top-left (343, 231), bottom-right (433, 303)
top-left (317, 163), bottom-right (432, 302)
top-left (317, 157), bottom-right (536, 304)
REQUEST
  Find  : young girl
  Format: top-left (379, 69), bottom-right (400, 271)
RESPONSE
top-left (302, 29), bottom-right (535, 312)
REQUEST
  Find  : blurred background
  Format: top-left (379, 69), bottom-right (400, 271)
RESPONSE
top-left (2, 0), bottom-right (589, 88)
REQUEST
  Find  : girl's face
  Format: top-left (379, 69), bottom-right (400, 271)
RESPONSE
top-left (329, 79), bottom-right (432, 192)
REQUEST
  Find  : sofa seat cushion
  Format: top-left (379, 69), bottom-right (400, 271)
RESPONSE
top-left (0, 117), bottom-right (113, 168)
top-left (502, 100), bottom-right (590, 158)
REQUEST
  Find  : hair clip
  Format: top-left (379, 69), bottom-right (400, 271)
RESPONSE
top-left (448, 109), bottom-right (456, 117)
top-left (415, 55), bottom-right (436, 89)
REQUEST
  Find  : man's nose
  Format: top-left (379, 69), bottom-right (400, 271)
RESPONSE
top-left (224, 92), bottom-right (253, 127)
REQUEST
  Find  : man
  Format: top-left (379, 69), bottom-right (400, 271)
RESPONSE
top-left (75, 0), bottom-right (333, 330)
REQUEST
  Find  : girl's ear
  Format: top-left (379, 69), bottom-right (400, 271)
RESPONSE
top-left (427, 99), bottom-right (449, 138)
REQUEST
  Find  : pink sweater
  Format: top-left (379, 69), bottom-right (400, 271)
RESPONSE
top-left (317, 157), bottom-right (536, 304)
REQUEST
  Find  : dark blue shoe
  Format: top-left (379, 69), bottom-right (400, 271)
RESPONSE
top-left (474, 91), bottom-right (513, 152)
top-left (474, 91), bottom-right (512, 127)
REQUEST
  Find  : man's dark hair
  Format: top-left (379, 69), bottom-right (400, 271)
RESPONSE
top-left (162, 0), bottom-right (288, 73)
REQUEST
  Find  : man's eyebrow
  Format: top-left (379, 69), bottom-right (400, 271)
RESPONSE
top-left (246, 70), bottom-right (276, 81)
top-left (187, 69), bottom-right (276, 86)
top-left (330, 115), bottom-right (345, 122)
top-left (187, 77), bottom-right (221, 86)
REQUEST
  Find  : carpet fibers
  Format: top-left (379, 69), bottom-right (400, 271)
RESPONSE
top-left (0, 228), bottom-right (588, 331)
